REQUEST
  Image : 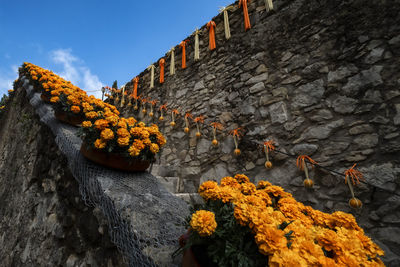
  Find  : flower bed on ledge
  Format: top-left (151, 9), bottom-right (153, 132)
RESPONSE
top-left (21, 62), bottom-right (166, 169)
top-left (180, 174), bottom-right (384, 266)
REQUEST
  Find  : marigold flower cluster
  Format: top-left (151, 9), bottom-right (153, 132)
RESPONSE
top-left (198, 174), bottom-right (385, 266)
top-left (190, 210), bottom-right (217, 237)
top-left (22, 63), bottom-right (166, 160)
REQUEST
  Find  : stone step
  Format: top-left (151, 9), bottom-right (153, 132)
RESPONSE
top-left (174, 193), bottom-right (204, 207)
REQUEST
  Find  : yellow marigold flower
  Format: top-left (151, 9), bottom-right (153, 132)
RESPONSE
top-left (217, 186), bottom-right (238, 203)
top-left (117, 120), bottom-right (127, 129)
top-left (263, 185), bottom-right (292, 198)
top-left (32, 75), bottom-right (38, 80)
top-left (138, 122), bottom-right (146, 127)
top-left (42, 83), bottom-right (49, 89)
top-left (257, 180), bottom-right (272, 189)
top-left (198, 181), bottom-right (220, 201)
top-left (143, 138), bottom-right (152, 146)
top-left (150, 143), bottom-right (159, 154)
top-left (94, 119), bottom-right (109, 130)
top-left (234, 174), bottom-right (250, 183)
top-left (220, 176), bottom-right (241, 189)
top-left (156, 133), bottom-right (166, 146)
top-left (71, 105), bottom-right (80, 114)
top-left (126, 117), bottom-right (137, 127)
top-left (240, 182), bottom-right (256, 195)
top-left (50, 96), bottom-right (60, 103)
top-left (100, 128), bottom-right (114, 141)
top-left (268, 249), bottom-right (308, 267)
top-left (85, 111), bottom-right (98, 119)
top-left (128, 145), bottom-right (140, 157)
top-left (82, 121), bottom-right (92, 128)
top-left (254, 226), bottom-right (287, 255)
top-left (330, 211), bottom-right (361, 231)
top-left (94, 139), bottom-right (106, 149)
top-left (132, 139), bottom-right (145, 150)
top-left (106, 115), bottom-right (119, 126)
top-left (117, 137), bottom-right (130, 147)
top-left (190, 210), bottom-right (217, 237)
top-left (117, 128), bottom-right (130, 138)
top-left (130, 127), bottom-right (142, 136)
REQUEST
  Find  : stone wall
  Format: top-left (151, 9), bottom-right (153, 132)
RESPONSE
top-left (119, 0), bottom-right (400, 265)
top-left (0, 86), bottom-right (126, 266)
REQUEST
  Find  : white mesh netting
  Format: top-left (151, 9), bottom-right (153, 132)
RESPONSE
top-left (21, 77), bottom-right (190, 267)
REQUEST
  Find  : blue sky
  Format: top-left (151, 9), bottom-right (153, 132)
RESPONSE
top-left (0, 0), bottom-right (233, 98)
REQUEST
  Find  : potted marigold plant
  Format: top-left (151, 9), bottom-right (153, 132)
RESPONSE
top-left (79, 116), bottom-right (166, 172)
top-left (177, 174), bottom-right (385, 267)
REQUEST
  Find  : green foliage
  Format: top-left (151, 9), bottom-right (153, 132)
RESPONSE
top-left (185, 200), bottom-right (268, 267)
top-left (112, 80), bottom-right (118, 89)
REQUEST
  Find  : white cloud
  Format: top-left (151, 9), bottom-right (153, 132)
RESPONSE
top-left (0, 65), bottom-right (18, 95)
top-left (50, 48), bottom-right (104, 99)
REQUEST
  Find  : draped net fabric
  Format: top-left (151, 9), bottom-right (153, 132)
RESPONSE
top-left (21, 77), bottom-right (189, 267)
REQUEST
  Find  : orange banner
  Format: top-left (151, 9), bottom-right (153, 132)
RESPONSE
top-left (159, 58), bottom-right (165, 84)
top-left (207, 21), bottom-right (216, 50)
top-left (239, 0), bottom-right (251, 31)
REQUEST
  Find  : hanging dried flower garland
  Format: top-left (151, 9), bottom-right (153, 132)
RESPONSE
top-left (159, 104), bottom-right (167, 121)
top-left (149, 99), bottom-right (158, 118)
top-left (171, 109), bottom-right (179, 127)
top-left (210, 122), bottom-right (224, 147)
top-left (141, 97), bottom-right (148, 115)
top-left (229, 127), bottom-right (244, 156)
top-left (263, 140), bottom-right (275, 169)
top-left (184, 112), bottom-right (193, 134)
top-left (296, 155), bottom-right (318, 188)
top-left (193, 115), bottom-right (205, 138)
top-left (345, 164), bottom-right (364, 209)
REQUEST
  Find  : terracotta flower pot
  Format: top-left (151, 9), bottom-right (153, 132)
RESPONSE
top-left (80, 142), bottom-right (150, 172)
top-left (54, 110), bottom-right (84, 127)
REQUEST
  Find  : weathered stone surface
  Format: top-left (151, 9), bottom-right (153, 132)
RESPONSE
top-left (269, 101), bottom-right (288, 124)
top-left (295, 119), bottom-right (344, 143)
top-left (364, 47), bottom-right (385, 64)
top-left (291, 143), bottom-right (319, 155)
top-left (353, 134), bottom-right (379, 149)
top-left (361, 163), bottom-right (400, 192)
top-left (349, 124), bottom-right (374, 135)
top-left (194, 80), bottom-right (205, 90)
top-left (249, 82), bottom-right (266, 94)
top-left (281, 75), bottom-right (301, 84)
top-left (245, 73), bottom-right (269, 85)
top-left (327, 66), bottom-right (356, 83)
top-left (332, 96), bottom-right (358, 114)
top-left (394, 104), bottom-right (400, 126)
top-left (309, 109), bottom-right (333, 122)
top-left (292, 79), bottom-right (325, 108)
top-left (342, 66), bottom-right (383, 95)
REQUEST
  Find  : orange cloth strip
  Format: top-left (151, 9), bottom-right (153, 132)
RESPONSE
top-left (180, 40), bottom-right (188, 69)
top-left (239, 0), bottom-right (251, 31)
top-left (207, 21), bottom-right (216, 50)
top-left (132, 77), bottom-right (139, 99)
top-left (159, 58), bottom-right (165, 84)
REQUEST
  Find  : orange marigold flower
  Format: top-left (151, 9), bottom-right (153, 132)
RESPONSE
top-left (234, 174), bottom-right (250, 183)
top-left (117, 137), bottom-right (130, 147)
top-left (82, 121), bottom-right (92, 128)
top-left (128, 145), bottom-right (140, 157)
top-left (150, 143), bottom-right (160, 154)
top-left (100, 128), bottom-right (114, 141)
top-left (71, 105), bottom-right (80, 114)
top-left (190, 210), bottom-right (217, 237)
top-left (94, 119), bottom-right (109, 130)
top-left (94, 139), bottom-right (106, 149)
top-left (50, 96), bottom-right (60, 103)
top-left (85, 111), bottom-right (98, 119)
top-left (117, 128), bottom-right (130, 138)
